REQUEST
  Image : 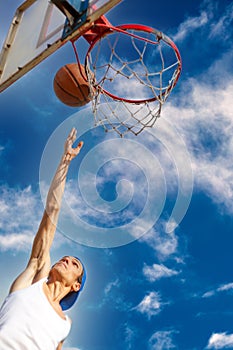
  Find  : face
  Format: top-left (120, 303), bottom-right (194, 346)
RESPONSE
top-left (51, 256), bottom-right (83, 291)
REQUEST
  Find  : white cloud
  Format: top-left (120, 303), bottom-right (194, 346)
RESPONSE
top-left (0, 232), bottom-right (33, 251)
top-left (202, 282), bottom-right (233, 298)
top-left (209, 2), bottom-right (233, 40)
top-left (133, 291), bottom-right (163, 318)
top-left (202, 290), bottom-right (215, 299)
top-left (140, 226), bottom-right (178, 260)
top-left (173, 1), bottom-right (233, 44)
top-left (0, 185), bottom-right (42, 251)
top-left (143, 263), bottom-right (179, 282)
top-left (166, 0), bottom-right (233, 220)
top-left (218, 283), bottom-right (233, 292)
top-left (0, 184), bottom-right (67, 252)
top-left (166, 0), bottom-right (233, 217)
top-left (207, 332), bottom-right (233, 349)
top-left (173, 11), bottom-right (208, 42)
top-left (163, 73), bottom-right (233, 215)
top-left (104, 278), bottom-right (119, 294)
top-left (149, 330), bottom-right (177, 350)
top-left (123, 323), bottom-right (137, 350)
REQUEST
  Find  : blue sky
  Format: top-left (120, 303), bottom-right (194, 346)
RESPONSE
top-left (1, 0), bottom-right (233, 349)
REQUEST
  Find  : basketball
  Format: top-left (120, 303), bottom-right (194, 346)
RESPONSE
top-left (53, 63), bottom-right (93, 107)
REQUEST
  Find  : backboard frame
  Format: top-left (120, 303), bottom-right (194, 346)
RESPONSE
top-left (0, 0), bottom-right (121, 92)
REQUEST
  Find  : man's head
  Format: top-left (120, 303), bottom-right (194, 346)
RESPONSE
top-left (50, 256), bottom-right (86, 310)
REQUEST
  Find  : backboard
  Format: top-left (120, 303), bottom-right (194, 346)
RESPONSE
top-left (0, 0), bottom-right (121, 92)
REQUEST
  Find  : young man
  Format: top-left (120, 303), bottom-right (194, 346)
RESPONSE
top-left (0, 128), bottom-right (86, 350)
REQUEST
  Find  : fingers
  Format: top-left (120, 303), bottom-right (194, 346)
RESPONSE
top-left (66, 128), bottom-right (78, 148)
top-left (67, 127), bottom-right (77, 143)
top-left (75, 141), bottom-right (84, 153)
top-left (65, 128), bottom-right (84, 157)
top-left (78, 141), bottom-right (84, 149)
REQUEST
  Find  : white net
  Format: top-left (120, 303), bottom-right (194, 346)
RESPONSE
top-left (85, 24), bottom-right (181, 137)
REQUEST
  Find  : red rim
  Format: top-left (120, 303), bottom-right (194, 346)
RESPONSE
top-left (85, 23), bottom-right (182, 104)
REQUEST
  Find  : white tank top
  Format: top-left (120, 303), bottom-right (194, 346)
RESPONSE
top-left (0, 278), bottom-right (71, 350)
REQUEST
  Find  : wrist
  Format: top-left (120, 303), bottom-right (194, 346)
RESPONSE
top-left (61, 153), bottom-right (72, 165)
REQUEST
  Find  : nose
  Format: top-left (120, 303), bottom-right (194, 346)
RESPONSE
top-left (63, 257), bottom-right (70, 265)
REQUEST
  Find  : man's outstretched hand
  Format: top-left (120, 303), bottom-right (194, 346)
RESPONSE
top-left (64, 128), bottom-right (83, 161)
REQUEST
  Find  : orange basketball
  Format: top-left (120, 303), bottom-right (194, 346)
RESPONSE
top-left (53, 63), bottom-right (93, 107)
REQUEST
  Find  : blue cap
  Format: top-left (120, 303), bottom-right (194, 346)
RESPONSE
top-left (60, 257), bottom-right (86, 311)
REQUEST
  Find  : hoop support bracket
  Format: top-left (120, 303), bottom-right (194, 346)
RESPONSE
top-left (51, 0), bottom-right (89, 37)
top-left (82, 15), bottom-right (112, 45)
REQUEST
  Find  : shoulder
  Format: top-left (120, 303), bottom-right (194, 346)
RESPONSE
top-left (9, 272), bottom-right (47, 295)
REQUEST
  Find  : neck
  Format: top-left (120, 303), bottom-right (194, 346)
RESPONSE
top-left (45, 278), bottom-right (70, 304)
top-left (42, 280), bottom-right (68, 320)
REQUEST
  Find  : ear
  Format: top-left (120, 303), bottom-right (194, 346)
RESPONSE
top-left (71, 281), bottom-right (81, 292)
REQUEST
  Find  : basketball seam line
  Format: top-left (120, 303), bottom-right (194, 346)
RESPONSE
top-left (64, 65), bottom-right (89, 102)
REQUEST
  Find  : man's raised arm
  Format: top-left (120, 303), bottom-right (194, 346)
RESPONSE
top-left (10, 128), bottom-right (83, 293)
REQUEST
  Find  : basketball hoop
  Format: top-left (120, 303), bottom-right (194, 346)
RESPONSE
top-left (73, 22), bottom-right (182, 137)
